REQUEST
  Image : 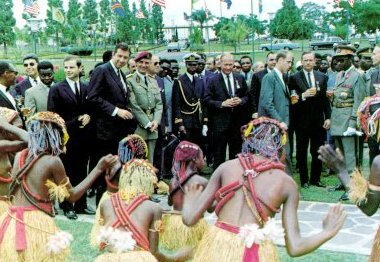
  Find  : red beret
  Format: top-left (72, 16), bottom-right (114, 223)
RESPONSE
top-left (134, 51), bottom-right (152, 62)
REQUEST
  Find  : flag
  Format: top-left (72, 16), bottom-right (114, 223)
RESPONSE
top-left (348, 0), bottom-right (354, 8)
top-left (220, 0), bottom-right (232, 9)
top-left (52, 7), bottom-right (64, 24)
top-left (135, 10), bottom-right (145, 19)
top-left (204, 0), bottom-right (209, 19)
top-left (111, 0), bottom-right (126, 17)
top-left (24, 0), bottom-right (40, 17)
top-left (334, 0), bottom-right (340, 7)
top-left (152, 0), bottom-right (165, 8)
top-left (259, 0), bottom-right (263, 14)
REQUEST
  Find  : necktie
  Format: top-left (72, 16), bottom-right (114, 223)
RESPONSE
top-left (244, 72), bottom-right (248, 81)
top-left (307, 72), bottom-right (313, 88)
top-left (144, 76), bottom-right (148, 86)
top-left (226, 74), bottom-right (233, 96)
top-left (117, 69), bottom-right (120, 78)
top-left (74, 82), bottom-right (80, 102)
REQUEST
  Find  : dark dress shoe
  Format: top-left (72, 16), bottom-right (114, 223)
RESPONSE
top-left (75, 207), bottom-right (96, 215)
top-left (64, 210), bottom-right (78, 220)
top-left (302, 183), bottom-right (309, 189)
top-left (328, 183), bottom-right (345, 192)
top-left (310, 182), bottom-right (326, 188)
top-left (339, 192), bottom-right (349, 201)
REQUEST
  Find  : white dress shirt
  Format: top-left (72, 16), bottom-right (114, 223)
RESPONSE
top-left (273, 68), bottom-right (286, 90)
top-left (66, 78), bottom-right (80, 96)
top-left (221, 72), bottom-right (235, 97)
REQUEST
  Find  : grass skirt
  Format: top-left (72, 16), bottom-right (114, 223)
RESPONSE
top-left (159, 212), bottom-right (208, 250)
top-left (193, 224), bottom-right (279, 262)
top-left (370, 225), bottom-right (380, 262)
top-left (0, 198), bottom-right (9, 216)
top-left (90, 192), bottom-right (111, 247)
top-left (0, 208), bottom-right (69, 262)
top-left (95, 250), bottom-right (157, 262)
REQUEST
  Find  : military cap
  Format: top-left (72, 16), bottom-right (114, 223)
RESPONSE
top-left (183, 53), bottom-right (200, 63)
top-left (357, 46), bottom-right (374, 58)
top-left (198, 58), bottom-right (206, 65)
top-left (134, 51), bottom-right (152, 62)
top-left (333, 45), bottom-right (356, 57)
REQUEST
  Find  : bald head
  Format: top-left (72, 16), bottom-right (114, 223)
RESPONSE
top-left (221, 53), bottom-right (234, 75)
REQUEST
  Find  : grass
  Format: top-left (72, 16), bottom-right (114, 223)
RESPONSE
top-left (56, 219), bottom-right (368, 261)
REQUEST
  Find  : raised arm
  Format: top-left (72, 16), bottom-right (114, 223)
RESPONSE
top-left (182, 167), bottom-right (222, 226)
top-left (0, 120), bottom-right (28, 152)
top-left (282, 179), bottom-right (346, 257)
top-left (319, 145), bottom-right (380, 216)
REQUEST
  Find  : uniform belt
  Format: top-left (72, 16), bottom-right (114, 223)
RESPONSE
top-left (144, 108), bottom-right (154, 115)
top-left (333, 102), bottom-right (354, 108)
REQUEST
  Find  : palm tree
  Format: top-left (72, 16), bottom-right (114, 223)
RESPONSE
top-left (191, 9), bottom-right (213, 41)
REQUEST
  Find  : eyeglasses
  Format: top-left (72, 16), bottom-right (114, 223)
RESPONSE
top-left (241, 62), bottom-right (251, 65)
top-left (187, 63), bottom-right (198, 67)
top-left (161, 67), bottom-right (171, 71)
top-left (23, 62), bottom-right (36, 67)
top-left (154, 62), bottom-right (159, 65)
top-left (233, 66), bottom-right (241, 69)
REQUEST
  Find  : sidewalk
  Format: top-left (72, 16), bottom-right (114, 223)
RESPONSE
top-left (57, 198), bottom-right (377, 257)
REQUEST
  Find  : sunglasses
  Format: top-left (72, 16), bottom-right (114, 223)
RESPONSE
top-left (154, 62), bottom-right (159, 65)
top-left (233, 66), bottom-right (241, 69)
top-left (23, 62), bottom-right (36, 67)
top-left (241, 62), bottom-right (251, 65)
top-left (187, 63), bottom-right (198, 67)
top-left (161, 67), bottom-right (171, 71)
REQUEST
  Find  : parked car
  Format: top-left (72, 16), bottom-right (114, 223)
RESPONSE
top-left (167, 42), bottom-right (181, 52)
top-left (310, 36), bottom-right (350, 50)
top-left (259, 39), bottom-right (300, 51)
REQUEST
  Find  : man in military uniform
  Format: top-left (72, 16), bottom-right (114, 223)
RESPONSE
top-left (330, 45), bottom-right (366, 200)
top-left (127, 51), bottom-right (163, 163)
top-left (172, 53), bottom-right (207, 150)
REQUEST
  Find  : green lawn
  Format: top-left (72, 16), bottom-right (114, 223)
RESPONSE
top-left (57, 219), bottom-right (368, 261)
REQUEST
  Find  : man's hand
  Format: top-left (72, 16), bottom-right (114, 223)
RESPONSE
top-left (322, 204), bottom-right (346, 238)
top-left (221, 98), bottom-right (236, 108)
top-left (230, 97), bottom-right (242, 107)
top-left (96, 154), bottom-right (119, 172)
top-left (116, 109), bottom-right (133, 120)
top-left (318, 145), bottom-right (346, 173)
top-left (279, 122), bottom-right (288, 131)
top-left (179, 125), bottom-right (186, 134)
top-left (323, 119), bottom-right (331, 130)
top-left (252, 113), bottom-right (258, 119)
top-left (202, 125), bottom-right (208, 136)
top-left (150, 121), bottom-right (158, 132)
top-left (78, 114), bottom-right (91, 128)
top-left (184, 183), bottom-right (204, 200)
top-left (303, 87), bottom-right (317, 98)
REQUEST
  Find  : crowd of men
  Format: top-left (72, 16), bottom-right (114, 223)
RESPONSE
top-left (0, 42), bottom-right (380, 219)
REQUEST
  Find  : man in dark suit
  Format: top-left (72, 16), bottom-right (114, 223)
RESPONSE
top-left (48, 55), bottom-right (94, 219)
top-left (172, 53), bottom-right (208, 149)
top-left (289, 52), bottom-right (331, 188)
top-left (87, 43), bottom-right (135, 204)
top-left (251, 52), bottom-right (277, 117)
top-left (258, 51), bottom-right (294, 175)
top-left (204, 53), bottom-right (250, 169)
top-left (0, 61), bottom-right (19, 111)
top-left (14, 54), bottom-right (40, 99)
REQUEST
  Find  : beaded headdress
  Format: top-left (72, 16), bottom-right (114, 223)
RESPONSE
top-left (172, 141), bottom-right (201, 182)
top-left (118, 134), bottom-right (148, 164)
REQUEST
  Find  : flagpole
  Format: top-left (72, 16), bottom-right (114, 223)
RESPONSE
top-left (251, 0), bottom-right (255, 62)
top-left (220, 1), bottom-right (224, 54)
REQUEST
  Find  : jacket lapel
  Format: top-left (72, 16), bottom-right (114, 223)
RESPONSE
top-left (0, 91), bottom-right (16, 110)
top-left (107, 63), bottom-right (126, 96)
top-left (219, 73), bottom-right (230, 97)
top-left (274, 72), bottom-right (288, 96)
top-left (300, 71), bottom-right (310, 91)
top-left (62, 80), bottom-right (78, 104)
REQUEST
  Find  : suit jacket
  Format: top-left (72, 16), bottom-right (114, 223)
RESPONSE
top-left (0, 90), bottom-right (17, 111)
top-left (156, 75), bottom-right (167, 132)
top-left (368, 68), bottom-right (380, 96)
top-left (172, 74), bottom-right (207, 130)
top-left (126, 73), bottom-right (163, 140)
top-left (250, 68), bottom-right (269, 113)
top-left (87, 62), bottom-right (136, 141)
top-left (48, 79), bottom-right (92, 139)
top-left (15, 78), bottom-right (32, 97)
top-left (258, 70), bottom-right (290, 125)
top-left (241, 70), bottom-right (254, 90)
top-left (330, 67), bottom-right (366, 135)
top-left (25, 83), bottom-right (49, 116)
top-left (204, 72), bottom-right (249, 131)
top-left (288, 70), bottom-right (331, 129)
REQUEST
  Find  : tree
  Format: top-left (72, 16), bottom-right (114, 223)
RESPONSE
top-left (66, 0), bottom-right (85, 44)
top-left (219, 18), bottom-right (248, 52)
top-left (115, 0), bottom-right (134, 43)
top-left (191, 9), bottom-right (213, 41)
top-left (269, 0), bottom-right (304, 40)
top-left (353, 0), bottom-right (380, 34)
top-left (83, 0), bottom-right (98, 25)
top-left (151, 4), bottom-right (164, 43)
top-left (0, 0), bottom-right (16, 55)
top-left (45, 0), bottom-right (65, 49)
top-left (139, 0), bottom-right (152, 43)
top-left (213, 17), bottom-right (230, 41)
top-left (99, 0), bottom-right (111, 46)
top-left (324, 1), bottom-right (352, 40)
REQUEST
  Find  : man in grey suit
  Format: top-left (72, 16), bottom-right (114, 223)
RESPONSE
top-left (258, 51), bottom-right (295, 175)
top-left (25, 61), bottom-right (55, 116)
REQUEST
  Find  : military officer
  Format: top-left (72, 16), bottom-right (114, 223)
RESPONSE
top-left (172, 53), bottom-right (207, 149)
top-left (330, 45), bottom-right (366, 199)
top-left (127, 51), bottom-right (163, 163)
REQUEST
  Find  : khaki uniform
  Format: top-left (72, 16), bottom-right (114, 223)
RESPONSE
top-left (127, 72), bottom-right (163, 163)
top-left (331, 66), bottom-right (366, 172)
